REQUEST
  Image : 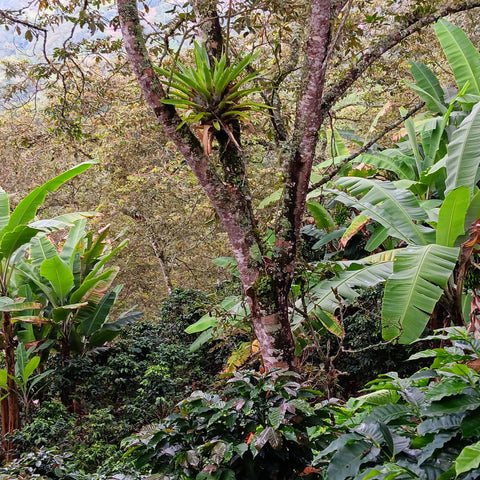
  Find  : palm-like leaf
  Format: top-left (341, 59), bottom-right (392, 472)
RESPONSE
top-left (445, 102), bottom-right (480, 197)
top-left (6, 162), bottom-right (95, 232)
top-left (382, 244), bottom-right (459, 344)
top-left (359, 151), bottom-right (417, 181)
top-left (434, 19), bottom-right (480, 96)
top-left (333, 177), bottom-right (434, 245)
top-left (407, 61), bottom-right (446, 114)
top-left (300, 262), bottom-right (393, 314)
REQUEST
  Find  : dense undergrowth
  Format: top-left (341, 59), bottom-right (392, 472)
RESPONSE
top-left (1, 323), bottom-right (480, 479)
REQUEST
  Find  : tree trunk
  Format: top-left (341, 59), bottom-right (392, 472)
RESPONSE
top-left (1, 311), bottom-right (19, 460)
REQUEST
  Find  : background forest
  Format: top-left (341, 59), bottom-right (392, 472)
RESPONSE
top-left (1, 0), bottom-right (480, 479)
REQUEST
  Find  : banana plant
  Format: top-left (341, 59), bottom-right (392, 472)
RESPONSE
top-left (13, 219), bottom-right (141, 361)
top-left (0, 343), bottom-right (54, 423)
top-left (304, 20), bottom-right (480, 345)
top-left (0, 161), bottom-right (96, 452)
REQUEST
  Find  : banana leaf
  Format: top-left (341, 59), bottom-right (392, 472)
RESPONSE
top-left (382, 244), bottom-right (459, 344)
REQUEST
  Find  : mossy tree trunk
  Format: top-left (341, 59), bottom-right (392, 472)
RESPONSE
top-left (116, 0), bottom-right (480, 371)
top-left (1, 311), bottom-right (19, 461)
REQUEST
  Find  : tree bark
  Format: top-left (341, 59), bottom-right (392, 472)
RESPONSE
top-left (117, 0), bottom-right (300, 370)
top-left (116, 0), bottom-right (480, 372)
top-left (1, 311), bottom-right (19, 460)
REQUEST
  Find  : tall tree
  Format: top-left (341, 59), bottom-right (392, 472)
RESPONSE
top-left (116, 0), bottom-right (480, 371)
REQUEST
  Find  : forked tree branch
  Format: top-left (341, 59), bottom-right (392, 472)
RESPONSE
top-left (322, 0), bottom-right (480, 115)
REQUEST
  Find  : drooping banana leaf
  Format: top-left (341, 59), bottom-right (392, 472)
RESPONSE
top-left (332, 177), bottom-right (434, 245)
top-left (300, 262), bottom-right (393, 314)
top-left (408, 61), bottom-right (446, 114)
top-left (435, 19), bottom-right (480, 96)
top-left (444, 102), bottom-right (480, 197)
top-left (29, 236), bottom-right (57, 267)
top-left (359, 151), bottom-right (417, 181)
top-left (6, 161), bottom-right (95, 232)
top-left (382, 244), bottom-right (459, 344)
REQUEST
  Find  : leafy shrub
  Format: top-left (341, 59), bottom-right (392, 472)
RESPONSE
top-left (313, 327), bottom-right (480, 479)
top-left (123, 370), bottom-right (327, 479)
top-left (9, 400), bottom-right (74, 453)
top-left (333, 287), bottom-right (427, 395)
top-left (158, 288), bottom-right (210, 345)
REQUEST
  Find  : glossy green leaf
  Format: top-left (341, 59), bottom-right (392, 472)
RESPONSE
top-left (365, 225), bottom-right (389, 252)
top-left (445, 102), bottom-right (480, 197)
top-left (0, 225), bottom-right (39, 261)
top-left (455, 441), bottom-right (480, 476)
top-left (307, 201), bottom-right (335, 231)
top-left (70, 267), bottom-right (119, 304)
top-left (29, 236), bottom-right (57, 267)
top-left (40, 256), bottom-right (74, 303)
top-left (409, 61), bottom-right (446, 113)
top-left (59, 218), bottom-right (87, 267)
top-left (435, 19), bottom-right (480, 96)
top-left (7, 162), bottom-right (95, 231)
top-left (382, 245), bottom-right (459, 343)
top-left (436, 186), bottom-right (470, 246)
top-left (326, 440), bottom-right (371, 480)
top-left (425, 378), bottom-right (468, 402)
top-left (311, 308), bottom-right (344, 338)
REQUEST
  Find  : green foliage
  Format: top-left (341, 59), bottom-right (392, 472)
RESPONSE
top-left (303, 20), bottom-right (480, 346)
top-left (311, 327), bottom-right (480, 479)
top-left (14, 220), bottom-right (140, 358)
top-left (158, 288), bottom-right (210, 344)
top-left (156, 42), bottom-right (269, 130)
top-left (332, 287), bottom-right (427, 395)
top-left (123, 370), bottom-right (324, 479)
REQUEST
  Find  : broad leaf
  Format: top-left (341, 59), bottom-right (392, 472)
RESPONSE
top-left (70, 267), bottom-right (119, 304)
top-left (60, 218), bottom-right (87, 267)
top-left (7, 162), bottom-right (95, 230)
top-left (307, 201), bottom-right (335, 232)
top-left (77, 285), bottom-right (122, 336)
top-left (258, 188), bottom-right (282, 209)
top-left (409, 61), bottom-right (446, 114)
top-left (40, 256), bottom-right (74, 303)
top-left (303, 262), bottom-right (393, 314)
top-left (29, 236), bottom-right (57, 267)
top-left (0, 298), bottom-right (42, 312)
top-left (88, 310), bottom-right (142, 347)
top-left (455, 441), bottom-right (480, 476)
top-left (333, 178), bottom-right (433, 245)
top-left (435, 19), bottom-right (480, 96)
top-left (436, 186), bottom-right (470, 247)
top-left (340, 214), bottom-right (370, 248)
top-left (444, 102), bottom-right (480, 196)
top-left (326, 440), bottom-right (372, 480)
top-left (382, 245), bottom-right (459, 343)
top-left (0, 225), bottom-right (40, 261)
top-left (359, 151), bottom-right (417, 181)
